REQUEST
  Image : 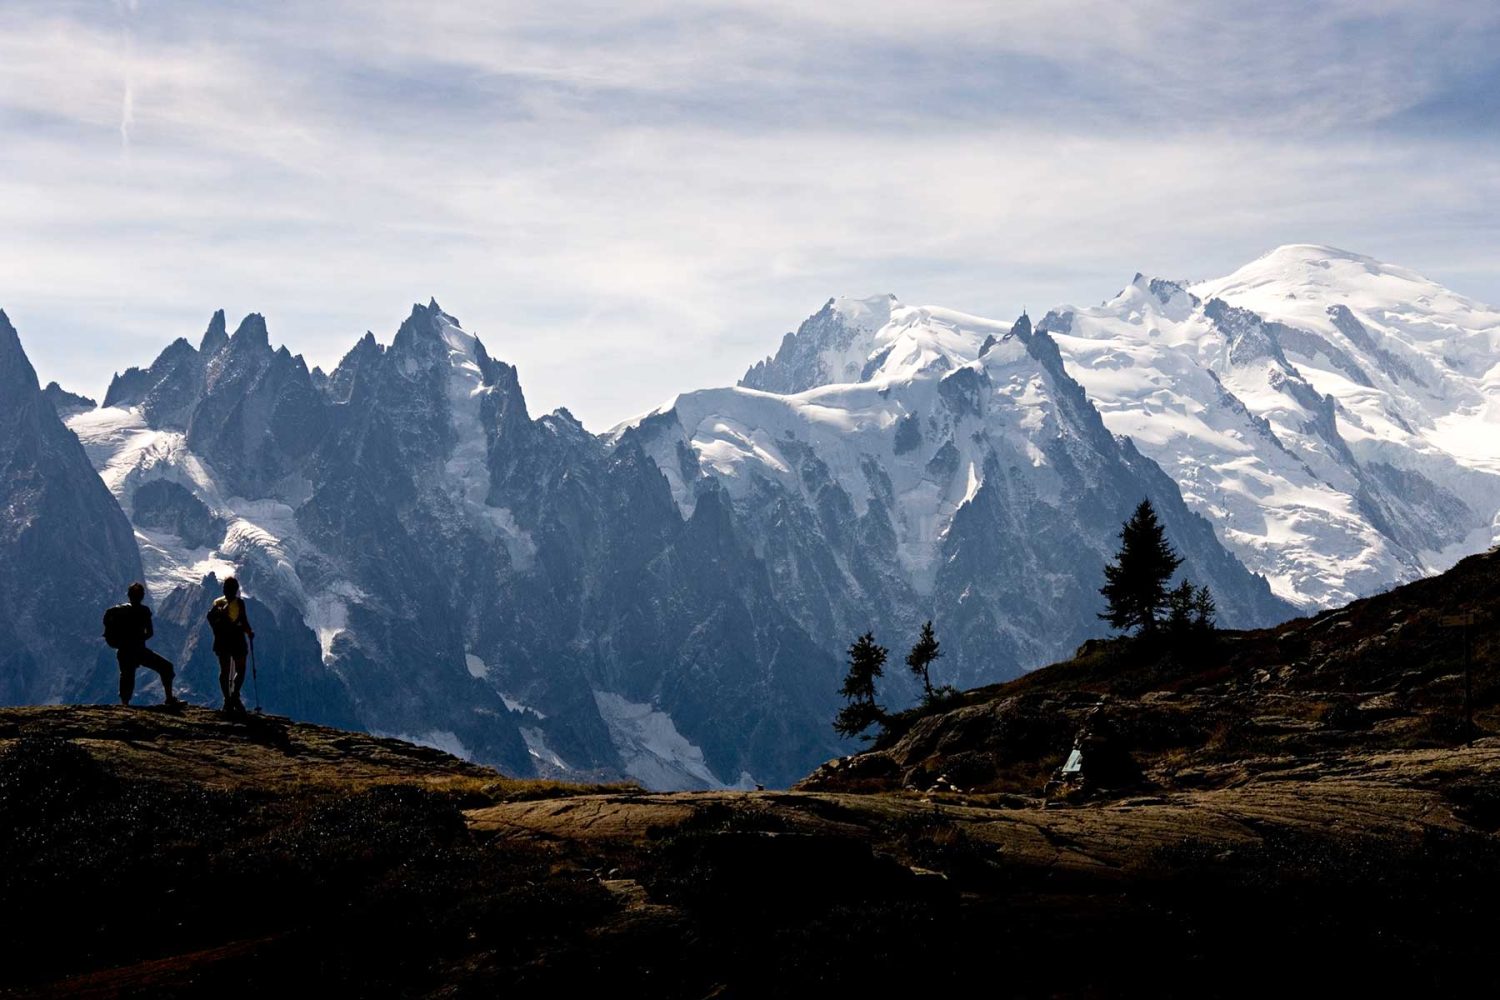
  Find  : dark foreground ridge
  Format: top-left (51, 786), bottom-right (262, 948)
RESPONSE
top-left (4, 551), bottom-right (1500, 996)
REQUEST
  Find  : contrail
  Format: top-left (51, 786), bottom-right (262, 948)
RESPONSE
top-left (120, 81), bottom-right (134, 153)
top-left (116, 0), bottom-right (137, 159)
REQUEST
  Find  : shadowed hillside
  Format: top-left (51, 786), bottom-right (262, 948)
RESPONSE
top-left (802, 545), bottom-right (1500, 798)
top-left (3, 550), bottom-right (1500, 996)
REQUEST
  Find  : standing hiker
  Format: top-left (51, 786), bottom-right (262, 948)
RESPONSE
top-left (207, 576), bottom-right (255, 714)
top-left (104, 582), bottom-right (181, 709)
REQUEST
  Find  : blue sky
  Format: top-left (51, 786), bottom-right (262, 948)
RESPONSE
top-left (2, 0), bottom-right (1497, 428)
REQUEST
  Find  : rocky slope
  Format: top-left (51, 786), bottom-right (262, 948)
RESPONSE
top-left (6, 629), bottom-right (1500, 998)
top-left (0, 311), bottom-right (142, 706)
top-left (800, 544), bottom-right (1500, 799)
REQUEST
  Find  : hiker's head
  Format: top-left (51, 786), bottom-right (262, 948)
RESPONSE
top-left (127, 582), bottom-right (146, 605)
top-left (223, 576), bottom-right (240, 599)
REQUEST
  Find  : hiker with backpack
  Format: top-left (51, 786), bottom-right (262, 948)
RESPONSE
top-left (104, 582), bottom-right (181, 709)
top-left (206, 576), bottom-right (255, 714)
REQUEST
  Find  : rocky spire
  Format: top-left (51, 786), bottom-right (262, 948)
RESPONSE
top-left (199, 309), bottom-right (229, 355)
top-left (0, 309), bottom-right (40, 404)
top-left (229, 313), bottom-right (271, 351)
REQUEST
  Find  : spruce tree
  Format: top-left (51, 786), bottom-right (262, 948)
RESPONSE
top-left (1166, 579), bottom-right (1196, 635)
top-left (1192, 584), bottom-right (1217, 631)
top-left (905, 620), bottom-right (942, 698)
top-left (1099, 499), bottom-right (1183, 635)
top-left (834, 632), bottom-right (888, 739)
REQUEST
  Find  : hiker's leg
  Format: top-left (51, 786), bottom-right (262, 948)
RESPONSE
top-left (117, 650), bottom-right (136, 705)
top-left (139, 648), bottom-right (175, 701)
top-left (231, 653), bottom-right (247, 697)
top-left (218, 655), bottom-right (233, 700)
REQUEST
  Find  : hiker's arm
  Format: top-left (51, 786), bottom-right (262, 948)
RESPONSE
top-left (144, 613), bottom-right (154, 641)
top-left (242, 603), bottom-right (254, 638)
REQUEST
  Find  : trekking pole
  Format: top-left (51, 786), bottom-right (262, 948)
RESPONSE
top-left (250, 635), bottom-right (262, 714)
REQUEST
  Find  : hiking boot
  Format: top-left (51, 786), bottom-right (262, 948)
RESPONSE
top-left (164, 696), bottom-right (184, 711)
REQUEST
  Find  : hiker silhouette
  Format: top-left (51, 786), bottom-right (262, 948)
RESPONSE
top-left (103, 582), bottom-right (180, 708)
top-left (206, 576), bottom-right (255, 714)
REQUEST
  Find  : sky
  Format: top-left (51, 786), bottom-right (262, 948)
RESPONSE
top-left (1, 1), bottom-right (1497, 430)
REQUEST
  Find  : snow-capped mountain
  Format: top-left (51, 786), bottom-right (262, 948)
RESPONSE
top-left (55, 302), bottom-right (853, 788)
top-left (627, 299), bottom-right (1290, 688)
top-left (1043, 245), bottom-right (1500, 608)
top-left (17, 293), bottom-right (1284, 789)
top-left (10, 243), bottom-right (1483, 789)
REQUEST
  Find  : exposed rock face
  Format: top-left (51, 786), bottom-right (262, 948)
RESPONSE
top-left (130, 480), bottom-right (225, 549)
top-left (53, 302), bottom-right (858, 786)
top-left (740, 294), bottom-right (898, 394)
top-left (40, 382), bottom-right (95, 418)
top-left (0, 311), bottom-right (143, 704)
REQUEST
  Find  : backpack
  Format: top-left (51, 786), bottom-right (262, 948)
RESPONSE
top-left (102, 604), bottom-right (134, 649)
top-left (206, 599), bottom-right (237, 639)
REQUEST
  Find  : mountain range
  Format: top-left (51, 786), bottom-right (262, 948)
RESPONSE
top-left (2, 244), bottom-right (1495, 788)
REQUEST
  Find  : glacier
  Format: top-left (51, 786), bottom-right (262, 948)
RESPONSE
top-left (1044, 245), bottom-right (1500, 608)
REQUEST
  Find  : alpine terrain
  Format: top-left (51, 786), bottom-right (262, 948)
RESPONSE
top-left (1044, 245), bottom-right (1500, 608)
top-left (3, 541), bottom-right (1498, 996)
top-left (4, 244), bottom-right (1493, 788)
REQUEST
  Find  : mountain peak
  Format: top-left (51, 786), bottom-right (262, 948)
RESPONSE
top-left (739, 294), bottom-right (898, 394)
top-left (200, 309), bottom-right (229, 355)
top-left (42, 381), bottom-right (97, 417)
top-left (0, 308), bottom-right (40, 399)
top-left (402, 298), bottom-right (464, 334)
top-left (1256, 243), bottom-right (1381, 266)
top-left (230, 313), bottom-right (270, 350)
top-left (1191, 243), bottom-right (1497, 337)
top-left (830, 293), bottom-right (899, 331)
top-left (1199, 244), bottom-right (1413, 297)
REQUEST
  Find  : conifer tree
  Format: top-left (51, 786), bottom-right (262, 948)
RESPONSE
top-left (834, 631), bottom-right (888, 739)
top-left (905, 620), bottom-right (942, 698)
top-left (1166, 579), bottom-right (1218, 638)
top-left (1166, 579), bottom-right (1196, 634)
top-left (1099, 499), bottom-right (1183, 635)
top-left (1192, 584), bottom-right (1217, 631)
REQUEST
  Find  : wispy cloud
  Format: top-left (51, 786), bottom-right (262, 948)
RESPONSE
top-left (117, 78), bottom-right (133, 158)
top-left (1, 1), bottom-right (1496, 427)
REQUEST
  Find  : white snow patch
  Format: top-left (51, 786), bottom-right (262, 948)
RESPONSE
top-left (959, 461), bottom-right (982, 507)
top-left (592, 690), bottom-right (725, 791)
top-left (66, 406), bottom-right (368, 663)
top-left (307, 581), bottom-right (363, 661)
top-left (499, 692), bottom-right (546, 718)
top-left (464, 653), bottom-right (489, 679)
top-left (519, 727), bottom-right (568, 771)
top-left (432, 312), bottom-right (538, 570)
top-left (378, 729), bottom-right (472, 760)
